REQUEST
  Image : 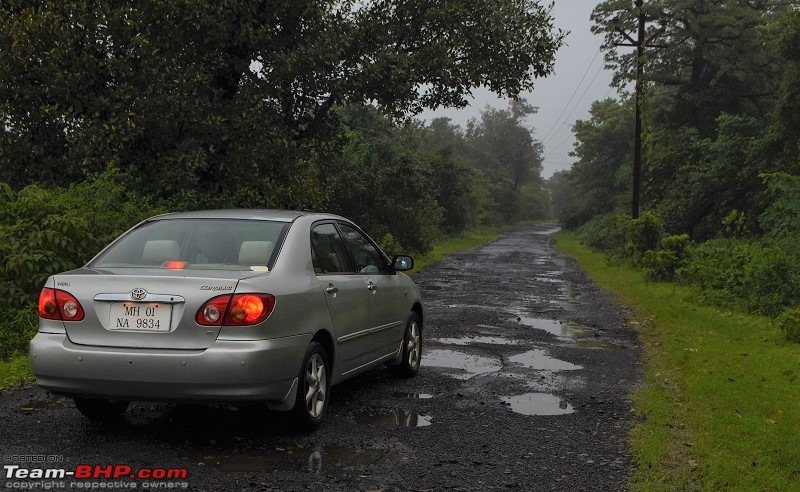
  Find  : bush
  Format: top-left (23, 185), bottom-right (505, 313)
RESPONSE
top-left (679, 238), bottom-right (800, 316)
top-left (578, 213), bottom-right (631, 254)
top-left (0, 309), bottom-right (37, 360)
top-left (0, 173), bottom-right (164, 360)
top-left (777, 307), bottom-right (800, 342)
top-left (627, 211), bottom-right (664, 264)
top-left (642, 234), bottom-right (691, 281)
top-left (0, 174), bottom-right (163, 308)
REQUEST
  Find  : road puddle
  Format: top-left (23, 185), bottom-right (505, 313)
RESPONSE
top-left (533, 276), bottom-right (565, 284)
top-left (19, 395), bottom-right (69, 412)
top-left (430, 335), bottom-right (518, 346)
top-left (424, 348), bottom-right (502, 379)
top-left (216, 445), bottom-right (407, 474)
top-left (564, 283), bottom-right (582, 300)
top-left (577, 340), bottom-right (626, 349)
top-left (357, 409), bottom-right (432, 428)
top-left (391, 392), bottom-right (433, 399)
top-left (513, 315), bottom-right (595, 338)
top-left (501, 393), bottom-right (575, 416)
top-left (508, 349), bottom-right (582, 371)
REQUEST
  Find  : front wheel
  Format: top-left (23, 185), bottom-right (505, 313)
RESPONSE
top-left (291, 341), bottom-right (330, 431)
top-left (389, 312), bottom-right (422, 378)
top-left (74, 398), bottom-right (129, 421)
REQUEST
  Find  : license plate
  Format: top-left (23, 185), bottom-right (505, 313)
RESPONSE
top-left (109, 302), bottom-right (172, 332)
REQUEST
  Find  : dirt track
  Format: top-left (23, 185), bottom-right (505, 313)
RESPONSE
top-left (0, 225), bottom-right (640, 491)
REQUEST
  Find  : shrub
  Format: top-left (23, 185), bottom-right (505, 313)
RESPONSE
top-left (777, 307), bottom-right (800, 342)
top-left (679, 238), bottom-right (800, 316)
top-left (0, 309), bottom-right (37, 360)
top-left (0, 173), bottom-right (163, 360)
top-left (627, 211), bottom-right (664, 264)
top-left (642, 234), bottom-right (691, 281)
top-left (579, 213), bottom-right (631, 254)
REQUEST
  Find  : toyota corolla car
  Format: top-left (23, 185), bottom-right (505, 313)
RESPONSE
top-left (29, 210), bottom-right (423, 429)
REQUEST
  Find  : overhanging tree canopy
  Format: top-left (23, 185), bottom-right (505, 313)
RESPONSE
top-left (0, 0), bottom-right (564, 202)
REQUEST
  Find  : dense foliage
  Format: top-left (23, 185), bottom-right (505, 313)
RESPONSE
top-left (0, 1), bottom-right (562, 359)
top-left (558, 4), bottom-right (800, 339)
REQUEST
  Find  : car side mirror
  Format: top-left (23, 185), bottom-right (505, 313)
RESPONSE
top-left (392, 255), bottom-right (414, 271)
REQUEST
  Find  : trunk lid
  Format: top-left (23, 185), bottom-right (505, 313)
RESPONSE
top-left (55, 268), bottom-right (258, 349)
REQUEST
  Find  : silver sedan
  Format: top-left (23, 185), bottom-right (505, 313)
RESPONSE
top-left (29, 210), bottom-right (423, 429)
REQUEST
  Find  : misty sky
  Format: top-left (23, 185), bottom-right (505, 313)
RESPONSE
top-left (419, 1), bottom-right (617, 179)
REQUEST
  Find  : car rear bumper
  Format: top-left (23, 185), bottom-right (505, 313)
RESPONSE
top-left (29, 332), bottom-right (311, 403)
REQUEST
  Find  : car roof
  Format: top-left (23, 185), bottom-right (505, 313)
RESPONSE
top-left (149, 209), bottom-right (344, 223)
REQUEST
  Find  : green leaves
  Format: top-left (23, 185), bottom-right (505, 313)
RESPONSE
top-left (0, 0), bottom-right (564, 202)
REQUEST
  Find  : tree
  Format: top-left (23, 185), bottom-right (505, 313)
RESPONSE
top-left (563, 97), bottom-right (634, 227)
top-left (463, 98), bottom-right (545, 221)
top-left (767, 9), bottom-right (800, 175)
top-left (591, 0), bottom-right (793, 135)
top-left (0, 0), bottom-right (565, 206)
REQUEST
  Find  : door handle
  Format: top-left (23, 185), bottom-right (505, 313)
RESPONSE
top-left (326, 284), bottom-right (339, 295)
top-left (367, 282), bottom-right (377, 292)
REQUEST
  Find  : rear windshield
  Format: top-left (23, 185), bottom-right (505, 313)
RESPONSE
top-left (91, 219), bottom-right (288, 271)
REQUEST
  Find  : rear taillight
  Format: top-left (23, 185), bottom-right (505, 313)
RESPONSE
top-left (38, 287), bottom-right (85, 321)
top-left (196, 293), bottom-right (275, 326)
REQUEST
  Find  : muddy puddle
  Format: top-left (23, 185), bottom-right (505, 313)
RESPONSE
top-left (19, 395), bottom-right (70, 412)
top-left (391, 392), bottom-right (433, 399)
top-left (577, 340), bottom-right (626, 349)
top-left (430, 335), bottom-right (518, 346)
top-left (215, 445), bottom-right (407, 475)
top-left (508, 349), bottom-right (582, 371)
top-left (424, 348), bottom-right (502, 379)
top-left (357, 409), bottom-right (432, 428)
top-left (533, 276), bottom-right (565, 284)
top-left (564, 283), bottom-right (582, 300)
top-left (513, 315), bottom-right (595, 338)
top-left (501, 393), bottom-right (575, 416)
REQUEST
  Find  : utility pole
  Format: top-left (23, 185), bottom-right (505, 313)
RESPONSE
top-left (613, 0), bottom-right (653, 219)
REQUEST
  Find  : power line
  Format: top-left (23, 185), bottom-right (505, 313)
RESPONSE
top-left (542, 62), bottom-right (607, 159)
top-left (538, 46), bottom-right (602, 145)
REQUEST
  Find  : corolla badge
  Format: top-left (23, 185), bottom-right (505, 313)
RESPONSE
top-left (130, 288), bottom-right (148, 300)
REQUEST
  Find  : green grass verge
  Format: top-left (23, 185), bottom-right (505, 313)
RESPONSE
top-left (555, 232), bottom-right (800, 491)
top-left (409, 230), bottom-right (499, 274)
top-left (0, 354), bottom-right (34, 389)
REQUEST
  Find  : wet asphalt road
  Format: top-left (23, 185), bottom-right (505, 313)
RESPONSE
top-left (0, 225), bottom-right (640, 491)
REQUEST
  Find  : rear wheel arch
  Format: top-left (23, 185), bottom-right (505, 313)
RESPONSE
top-left (311, 329), bottom-right (335, 370)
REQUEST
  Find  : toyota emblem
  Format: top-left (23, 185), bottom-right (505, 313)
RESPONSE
top-left (130, 288), bottom-right (148, 300)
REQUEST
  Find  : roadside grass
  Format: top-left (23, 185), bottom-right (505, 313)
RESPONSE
top-left (0, 355), bottom-right (34, 389)
top-left (555, 232), bottom-right (800, 491)
top-left (409, 229), bottom-right (499, 274)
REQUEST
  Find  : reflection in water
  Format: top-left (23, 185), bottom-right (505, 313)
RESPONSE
top-left (357, 409), bottom-right (432, 428)
top-left (424, 348), bottom-right (502, 379)
top-left (430, 335), bottom-right (518, 346)
top-left (218, 445), bottom-right (407, 475)
top-left (508, 349), bottom-right (582, 371)
top-left (513, 316), bottom-right (595, 338)
top-left (564, 283), bottom-right (582, 300)
top-left (391, 392), bottom-right (433, 399)
top-left (502, 393), bottom-right (575, 416)
top-left (577, 340), bottom-right (626, 350)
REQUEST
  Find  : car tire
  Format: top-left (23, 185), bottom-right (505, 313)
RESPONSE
top-left (291, 341), bottom-right (330, 431)
top-left (74, 398), bottom-right (130, 421)
top-left (389, 312), bottom-right (422, 378)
